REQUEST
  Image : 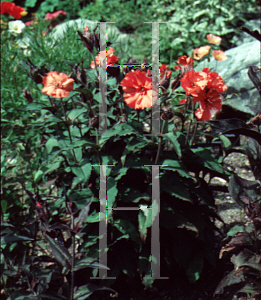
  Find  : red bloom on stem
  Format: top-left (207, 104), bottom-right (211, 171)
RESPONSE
top-left (160, 64), bottom-right (169, 79)
top-left (201, 68), bottom-right (228, 92)
top-left (42, 71), bottom-right (74, 99)
top-left (180, 70), bottom-right (208, 96)
top-left (90, 47), bottom-right (119, 69)
top-left (1, 2), bottom-right (27, 19)
top-left (193, 88), bottom-right (222, 121)
top-left (120, 69), bottom-right (157, 110)
top-left (174, 55), bottom-right (194, 73)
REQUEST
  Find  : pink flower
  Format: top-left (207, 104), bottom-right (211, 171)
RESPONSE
top-left (212, 50), bottom-right (227, 61)
top-left (45, 10), bottom-right (67, 21)
top-left (206, 33), bottom-right (222, 45)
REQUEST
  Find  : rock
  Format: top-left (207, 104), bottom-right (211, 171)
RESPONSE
top-left (195, 19), bottom-right (261, 117)
top-left (50, 18), bottom-right (133, 47)
top-left (235, 18), bottom-right (261, 46)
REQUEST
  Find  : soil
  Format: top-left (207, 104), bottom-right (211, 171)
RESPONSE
top-left (88, 149), bottom-right (259, 300)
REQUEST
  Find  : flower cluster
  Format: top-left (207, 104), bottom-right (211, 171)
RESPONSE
top-left (193, 33), bottom-right (227, 61)
top-left (0, 2), bottom-right (27, 19)
top-left (180, 67), bottom-right (227, 121)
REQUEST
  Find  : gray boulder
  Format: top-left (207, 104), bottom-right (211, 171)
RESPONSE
top-left (195, 19), bottom-right (261, 116)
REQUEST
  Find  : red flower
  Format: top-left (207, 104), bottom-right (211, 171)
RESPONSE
top-left (174, 55), bottom-right (194, 73)
top-left (180, 70), bottom-right (208, 96)
top-left (120, 69), bottom-right (157, 110)
top-left (1, 2), bottom-right (27, 19)
top-left (90, 47), bottom-right (119, 69)
top-left (193, 88), bottom-right (222, 121)
top-left (160, 64), bottom-right (169, 79)
top-left (179, 99), bottom-right (187, 104)
top-left (42, 71), bottom-right (74, 99)
top-left (201, 68), bottom-right (227, 92)
top-left (45, 10), bottom-right (67, 21)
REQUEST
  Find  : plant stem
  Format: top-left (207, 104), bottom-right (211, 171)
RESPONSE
top-left (190, 121), bottom-right (198, 146)
top-left (155, 120), bottom-right (165, 165)
top-left (70, 214), bottom-right (75, 300)
top-left (60, 99), bottom-right (77, 163)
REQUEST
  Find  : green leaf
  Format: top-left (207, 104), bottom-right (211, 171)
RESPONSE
top-left (226, 225), bottom-right (245, 237)
top-left (74, 284), bottom-right (117, 300)
top-left (186, 253), bottom-right (204, 283)
top-left (1, 234), bottom-right (33, 248)
top-left (74, 256), bottom-right (110, 272)
top-left (138, 206), bottom-right (152, 243)
top-left (218, 134), bottom-right (232, 150)
top-left (160, 171), bottom-right (192, 202)
top-left (113, 219), bottom-right (142, 246)
top-left (26, 102), bottom-right (47, 111)
top-left (166, 132), bottom-right (181, 157)
top-left (34, 170), bottom-right (43, 183)
top-left (46, 138), bottom-right (59, 154)
top-left (42, 232), bottom-right (72, 270)
top-left (67, 108), bottom-right (88, 122)
top-left (107, 177), bottom-right (117, 210)
top-left (71, 161), bottom-right (92, 182)
top-left (161, 159), bottom-right (191, 178)
top-left (25, 0), bottom-right (38, 7)
top-left (1, 200), bottom-right (8, 212)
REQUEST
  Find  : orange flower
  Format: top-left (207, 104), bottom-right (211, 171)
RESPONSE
top-left (1, 2), bottom-right (27, 19)
top-left (90, 47), bottom-right (119, 69)
top-left (193, 45), bottom-right (211, 60)
top-left (193, 88), bottom-right (222, 121)
top-left (180, 70), bottom-right (208, 96)
top-left (42, 71), bottom-right (74, 98)
top-left (120, 69), bottom-right (157, 110)
top-left (212, 50), bottom-right (227, 61)
top-left (206, 33), bottom-right (222, 44)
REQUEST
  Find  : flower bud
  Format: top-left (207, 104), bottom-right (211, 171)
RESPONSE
top-left (24, 58), bottom-right (48, 84)
top-left (160, 70), bottom-right (172, 92)
top-left (77, 26), bottom-right (95, 53)
top-left (22, 89), bottom-right (33, 103)
top-left (171, 74), bottom-right (181, 91)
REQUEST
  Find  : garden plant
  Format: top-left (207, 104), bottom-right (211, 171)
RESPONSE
top-left (1, 1), bottom-right (261, 299)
